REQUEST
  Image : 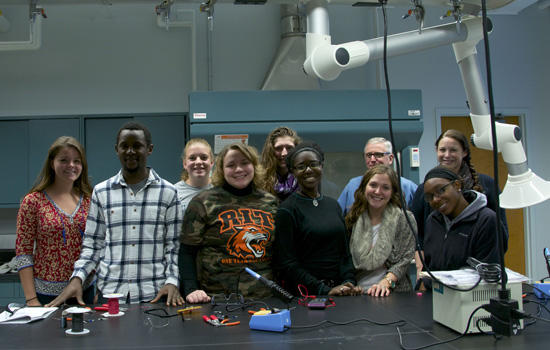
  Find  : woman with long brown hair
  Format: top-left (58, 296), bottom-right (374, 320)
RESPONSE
top-left (346, 165), bottom-right (416, 297)
top-left (260, 126), bottom-right (301, 202)
top-left (16, 136), bottom-right (95, 306)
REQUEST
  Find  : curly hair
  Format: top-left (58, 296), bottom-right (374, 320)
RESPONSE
top-left (436, 129), bottom-right (483, 192)
top-left (260, 127), bottom-right (301, 194)
top-left (28, 136), bottom-right (93, 198)
top-left (179, 138), bottom-right (214, 181)
top-left (212, 142), bottom-right (265, 189)
top-left (345, 165), bottom-right (402, 232)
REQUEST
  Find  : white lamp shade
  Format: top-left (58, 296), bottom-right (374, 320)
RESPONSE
top-left (500, 169), bottom-right (550, 209)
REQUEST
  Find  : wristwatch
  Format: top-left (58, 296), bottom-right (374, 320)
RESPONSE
top-left (384, 276), bottom-right (396, 290)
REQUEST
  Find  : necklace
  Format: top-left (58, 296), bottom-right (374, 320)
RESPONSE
top-left (298, 190), bottom-right (319, 207)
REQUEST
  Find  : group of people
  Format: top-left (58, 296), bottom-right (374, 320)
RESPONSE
top-left (14, 122), bottom-right (507, 307)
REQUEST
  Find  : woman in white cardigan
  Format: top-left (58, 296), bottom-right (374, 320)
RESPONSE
top-left (345, 165), bottom-right (416, 297)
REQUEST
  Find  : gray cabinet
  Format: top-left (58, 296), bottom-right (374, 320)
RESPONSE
top-left (0, 118), bottom-right (80, 207)
top-left (84, 115), bottom-right (186, 186)
top-left (0, 275), bottom-right (25, 304)
top-left (0, 114), bottom-right (186, 207)
top-left (136, 115), bottom-right (186, 185)
top-left (0, 121), bottom-right (29, 206)
top-left (85, 117), bottom-right (132, 186)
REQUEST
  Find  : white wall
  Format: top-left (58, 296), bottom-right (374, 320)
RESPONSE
top-left (1, 2), bottom-right (549, 279)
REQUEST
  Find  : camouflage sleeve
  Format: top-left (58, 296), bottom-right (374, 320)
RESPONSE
top-left (180, 197), bottom-right (207, 246)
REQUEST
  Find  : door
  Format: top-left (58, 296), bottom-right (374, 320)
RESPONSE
top-left (441, 116), bottom-right (525, 274)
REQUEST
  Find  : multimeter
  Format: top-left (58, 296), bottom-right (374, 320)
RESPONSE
top-left (307, 298), bottom-right (328, 309)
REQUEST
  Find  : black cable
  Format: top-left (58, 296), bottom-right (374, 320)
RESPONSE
top-left (481, 0), bottom-right (508, 292)
top-left (287, 317), bottom-right (406, 329)
top-left (524, 299), bottom-right (550, 315)
top-left (466, 257), bottom-right (501, 283)
top-left (225, 299), bottom-right (270, 313)
top-left (475, 318), bottom-right (495, 335)
top-left (236, 267), bottom-right (245, 296)
top-left (522, 300), bottom-right (542, 327)
top-left (397, 305), bottom-right (486, 350)
top-left (526, 314), bottom-right (550, 324)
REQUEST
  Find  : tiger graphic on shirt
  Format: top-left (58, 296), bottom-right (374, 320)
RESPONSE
top-left (219, 208), bottom-right (273, 260)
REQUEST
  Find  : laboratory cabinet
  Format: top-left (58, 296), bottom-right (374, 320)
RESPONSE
top-left (0, 274), bottom-right (25, 305)
top-left (0, 114), bottom-right (186, 207)
top-left (84, 114), bottom-right (186, 186)
top-left (189, 90), bottom-right (424, 188)
top-left (0, 118), bottom-right (80, 207)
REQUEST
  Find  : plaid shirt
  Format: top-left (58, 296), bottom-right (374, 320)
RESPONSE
top-left (72, 168), bottom-right (182, 303)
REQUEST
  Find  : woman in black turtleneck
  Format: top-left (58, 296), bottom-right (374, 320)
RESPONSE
top-left (179, 142), bottom-right (278, 304)
top-left (274, 141), bottom-right (363, 297)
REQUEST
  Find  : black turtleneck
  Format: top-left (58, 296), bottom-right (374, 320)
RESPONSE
top-left (222, 182), bottom-right (254, 197)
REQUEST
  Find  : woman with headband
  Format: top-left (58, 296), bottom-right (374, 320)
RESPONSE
top-left (274, 141), bottom-right (362, 297)
top-left (418, 165), bottom-right (504, 290)
top-left (16, 136), bottom-right (95, 306)
top-left (411, 129), bottom-right (508, 279)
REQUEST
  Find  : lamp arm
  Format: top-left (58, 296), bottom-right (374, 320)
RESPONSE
top-left (304, 0), bottom-right (476, 81)
top-left (453, 38), bottom-right (528, 175)
top-left (304, 2), bottom-right (550, 208)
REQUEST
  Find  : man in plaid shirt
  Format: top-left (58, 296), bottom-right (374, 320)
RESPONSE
top-left (48, 121), bottom-right (184, 306)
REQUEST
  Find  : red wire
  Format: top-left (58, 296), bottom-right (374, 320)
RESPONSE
top-left (297, 284), bottom-right (336, 307)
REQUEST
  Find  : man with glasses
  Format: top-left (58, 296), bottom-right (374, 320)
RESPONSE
top-left (338, 137), bottom-right (418, 215)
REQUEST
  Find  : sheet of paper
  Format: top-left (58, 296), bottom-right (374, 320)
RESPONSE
top-left (0, 307), bottom-right (57, 324)
top-left (419, 268), bottom-right (528, 287)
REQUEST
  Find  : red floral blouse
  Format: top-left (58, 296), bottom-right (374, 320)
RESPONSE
top-left (15, 191), bottom-right (91, 295)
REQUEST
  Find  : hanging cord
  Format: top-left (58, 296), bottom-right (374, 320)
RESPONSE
top-left (378, 0), bottom-right (481, 293)
top-left (481, 0), bottom-right (508, 292)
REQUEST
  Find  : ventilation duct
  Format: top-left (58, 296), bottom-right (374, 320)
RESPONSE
top-left (261, 4), bottom-right (319, 90)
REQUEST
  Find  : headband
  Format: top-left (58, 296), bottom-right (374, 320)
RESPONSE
top-left (424, 166), bottom-right (460, 183)
top-left (288, 147), bottom-right (322, 168)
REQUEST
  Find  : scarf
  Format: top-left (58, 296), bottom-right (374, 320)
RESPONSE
top-left (350, 204), bottom-right (400, 272)
top-left (274, 173), bottom-right (298, 201)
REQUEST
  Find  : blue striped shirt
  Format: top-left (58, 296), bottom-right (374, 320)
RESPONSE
top-left (72, 168), bottom-right (182, 303)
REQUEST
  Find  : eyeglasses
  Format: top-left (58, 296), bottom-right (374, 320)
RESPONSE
top-left (424, 181), bottom-right (455, 202)
top-left (292, 161), bottom-right (322, 172)
top-left (142, 308), bottom-right (182, 328)
top-left (211, 293), bottom-right (244, 308)
top-left (364, 152), bottom-right (390, 159)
